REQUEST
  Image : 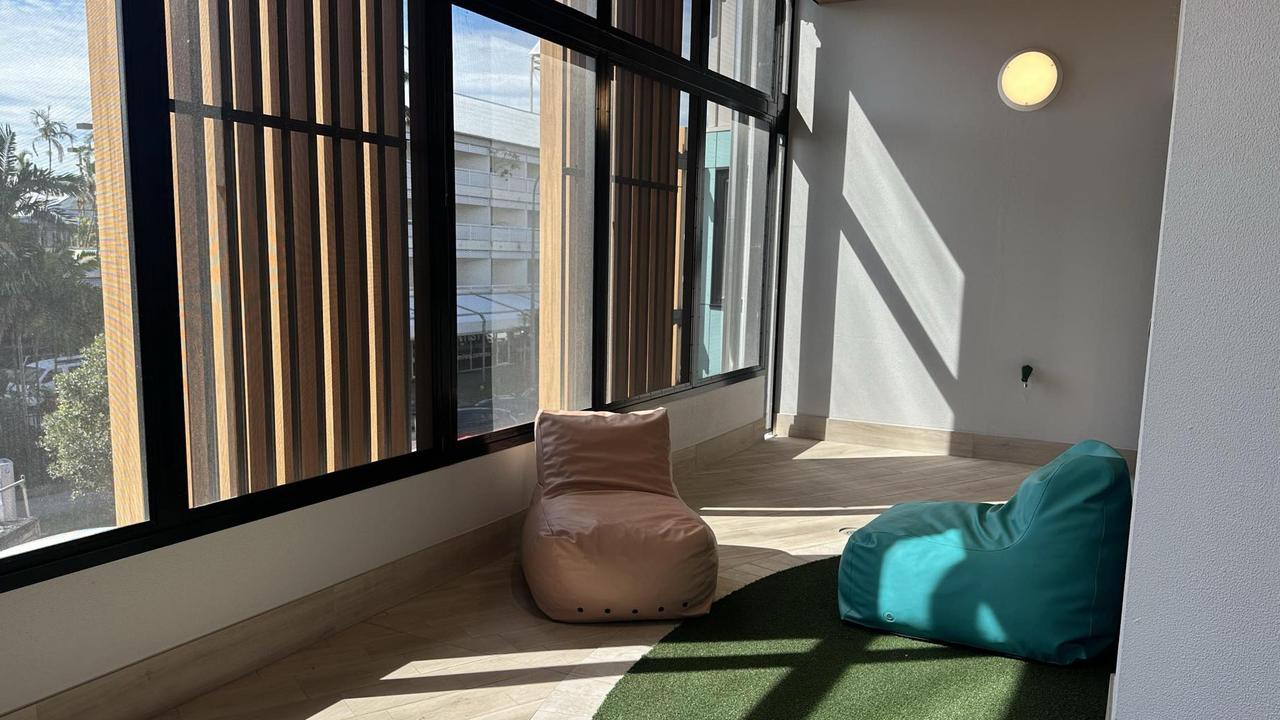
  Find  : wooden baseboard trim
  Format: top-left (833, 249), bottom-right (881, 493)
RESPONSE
top-left (774, 413), bottom-right (1138, 470)
top-left (2, 512), bottom-right (524, 720)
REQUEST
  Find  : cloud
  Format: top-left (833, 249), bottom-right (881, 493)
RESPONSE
top-left (0, 0), bottom-right (93, 172)
top-left (452, 8), bottom-right (541, 111)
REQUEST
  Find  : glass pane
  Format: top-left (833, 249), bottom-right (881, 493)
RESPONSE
top-left (694, 102), bottom-right (769, 378)
top-left (708, 0), bottom-right (776, 92)
top-left (0, 1), bottom-right (146, 557)
top-left (166, 0), bottom-right (415, 505)
top-left (452, 8), bottom-right (596, 438)
top-left (559, 0), bottom-right (598, 16)
top-left (607, 69), bottom-right (690, 402)
top-left (614, 0), bottom-right (693, 60)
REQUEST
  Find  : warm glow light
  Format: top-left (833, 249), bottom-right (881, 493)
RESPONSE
top-left (998, 50), bottom-right (1061, 111)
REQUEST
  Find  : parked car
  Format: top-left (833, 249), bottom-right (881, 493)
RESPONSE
top-left (3, 355), bottom-right (84, 407)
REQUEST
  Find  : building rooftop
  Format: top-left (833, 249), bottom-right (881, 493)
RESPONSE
top-left (453, 93), bottom-right (540, 149)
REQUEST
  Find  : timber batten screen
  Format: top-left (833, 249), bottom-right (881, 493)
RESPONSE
top-left (163, 0), bottom-right (412, 505)
top-left (537, 40), bottom-right (596, 413)
top-left (606, 0), bottom-right (692, 402)
top-left (88, 0), bottom-right (148, 525)
top-left (607, 68), bottom-right (687, 401)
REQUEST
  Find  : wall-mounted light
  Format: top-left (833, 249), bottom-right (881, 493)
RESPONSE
top-left (998, 49), bottom-right (1061, 111)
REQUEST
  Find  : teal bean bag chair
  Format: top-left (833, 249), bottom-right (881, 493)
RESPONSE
top-left (838, 440), bottom-right (1132, 664)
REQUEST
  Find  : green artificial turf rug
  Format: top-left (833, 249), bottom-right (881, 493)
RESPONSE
top-left (593, 557), bottom-right (1112, 720)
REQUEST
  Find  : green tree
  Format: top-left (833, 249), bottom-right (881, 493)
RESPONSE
top-left (1, 124), bottom-right (91, 400)
top-left (29, 107), bottom-right (73, 172)
top-left (39, 334), bottom-right (114, 501)
top-left (0, 124), bottom-right (76, 255)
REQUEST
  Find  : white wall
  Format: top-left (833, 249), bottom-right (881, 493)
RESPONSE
top-left (1114, 1), bottom-right (1280, 717)
top-left (0, 378), bottom-right (764, 714)
top-left (780, 0), bottom-right (1179, 449)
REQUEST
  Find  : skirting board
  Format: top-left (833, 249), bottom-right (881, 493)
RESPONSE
top-left (1, 512), bottom-right (525, 720)
top-left (2, 418), bottom-right (765, 720)
top-left (774, 413), bottom-right (1138, 471)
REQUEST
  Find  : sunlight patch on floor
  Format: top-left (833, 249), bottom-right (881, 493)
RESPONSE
top-left (381, 649), bottom-right (593, 682)
top-left (700, 505), bottom-right (895, 513)
top-left (791, 441), bottom-right (943, 461)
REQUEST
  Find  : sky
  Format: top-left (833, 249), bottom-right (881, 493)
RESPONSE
top-left (452, 8), bottom-right (545, 112)
top-left (0, 0), bottom-right (94, 175)
top-left (452, 5), bottom-right (691, 127)
top-left (0, 1), bottom-right (690, 176)
top-left (0, 2), bottom-right (545, 163)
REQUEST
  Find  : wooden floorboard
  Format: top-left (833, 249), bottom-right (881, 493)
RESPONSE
top-left (151, 436), bottom-right (1034, 720)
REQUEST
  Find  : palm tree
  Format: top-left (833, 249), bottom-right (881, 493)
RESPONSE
top-left (1, 125), bottom-right (77, 257)
top-left (30, 107), bottom-right (73, 172)
top-left (1, 124), bottom-right (82, 402)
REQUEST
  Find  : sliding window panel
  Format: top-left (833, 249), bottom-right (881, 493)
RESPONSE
top-left (694, 102), bottom-right (769, 379)
top-left (0, 0), bottom-right (147, 556)
top-left (607, 69), bottom-right (690, 402)
top-left (166, 0), bottom-right (414, 505)
top-left (452, 8), bottom-right (595, 438)
top-left (707, 0), bottom-right (776, 92)
top-left (614, 0), bottom-right (693, 60)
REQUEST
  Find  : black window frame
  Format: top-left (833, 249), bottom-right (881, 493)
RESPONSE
top-left (0, 0), bottom-right (791, 593)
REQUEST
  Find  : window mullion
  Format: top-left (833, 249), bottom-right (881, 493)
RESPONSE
top-left (121, 0), bottom-right (190, 524)
top-left (408, 0), bottom-right (434, 452)
top-left (692, 0), bottom-right (711, 69)
top-left (424, 2), bottom-right (460, 451)
top-left (680, 94), bottom-right (708, 386)
top-left (591, 58), bottom-right (613, 409)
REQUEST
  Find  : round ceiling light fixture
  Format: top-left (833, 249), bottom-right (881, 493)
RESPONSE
top-left (998, 49), bottom-right (1061, 111)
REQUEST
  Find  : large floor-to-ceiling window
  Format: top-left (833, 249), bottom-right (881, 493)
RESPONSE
top-left (0, 0), bottom-right (789, 589)
top-left (607, 70), bottom-right (691, 401)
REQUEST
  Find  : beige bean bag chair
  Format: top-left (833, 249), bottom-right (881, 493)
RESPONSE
top-left (521, 408), bottom-right (718, 622)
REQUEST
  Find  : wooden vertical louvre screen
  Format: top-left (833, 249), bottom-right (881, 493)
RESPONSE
top-left (164, 0), bottom-right (411, 506)
top-left (86, 0), bottom-right (147, 524)
top-left (537, 42), bottom-right (596, 413)
top-left (609, 0), bottom-right (687, 401)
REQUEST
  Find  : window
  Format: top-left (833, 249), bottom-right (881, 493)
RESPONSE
top-left (452, 8), bottom-right (595, 437)
top-left (708, 0), bottom-right (777, 92)
top-left (164, 0), bottom-right (415, 504)
top-left (607, 70), bottom-right (691, 402)
top-left (0, 1), bottom-right (146, 556)
top-left (0, 0), bottom-right (787, 589)
top-left (695, 102), bottom-right (769, 378)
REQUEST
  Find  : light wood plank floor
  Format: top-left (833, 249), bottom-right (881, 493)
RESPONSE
top-left (150, 437), bottom-right (1035, 720)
